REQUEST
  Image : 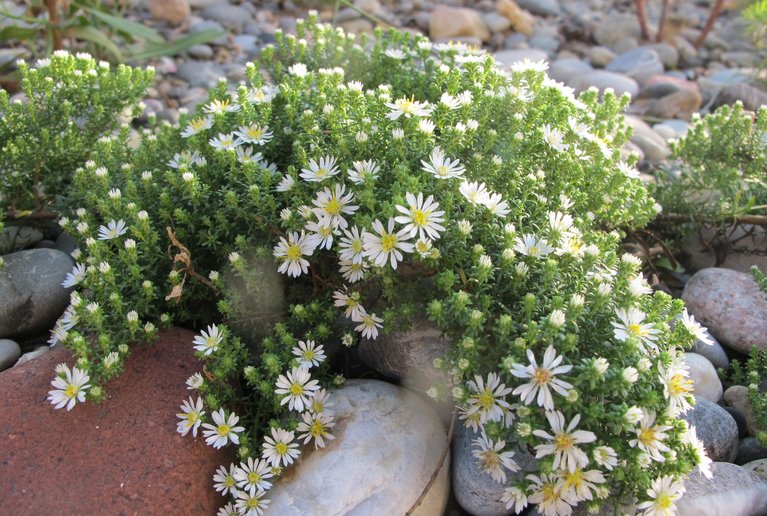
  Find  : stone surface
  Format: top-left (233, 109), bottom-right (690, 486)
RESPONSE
top-left (682, 268), bottom-right (767, 354)
top-left (358, 319), bottom-right (450, 393)
top-left (623, 115), bottom-right (671, 161)
top-left (737, 437), bottom-right (767, 465)
top-left (594, 13), bottom-right (641, 49)
top-left (0, 338), bottom-right (20, 371)
top-left (676, 462), bottom-right (767, 516)
top-left (430, 6), bottom-right (491, 43)
top-left (683, 223), bottom-right (767, 275)
top-left (268, 380), bottom-right (449, 516)
top-left (0, 249), bottom-right (72, 339)
top-left (725, 406), bottom-right (749, 439)
top-left (201, 3), bottom-right (252, 32)
top-left (691, 331), bottom-right (729, 371)
top-left (15, 345), bottom-right (49, 366)
top-left (0, 226), bottom-right (43, 254)
top-left (606, 48), bottom-right (664, 85)
top-left (515, 0), bottom-right (559, 17)
top-left (588, 46), bottom-right (617, 68)
top-left (148, 0), bottom-right (189, 25)
top-left (725, 385), bottom-right (758, 436)
top-left (645, 43), bottom-right (680, 69)
top-left (569, 70), bottom-right (639, 98)
top-left (744, 458), bottom-right (767, 482)
top-left (482, 12), bottom-right (511, 34)
top-left (548, 59), bottom-right (592, 84)
top-left (54, 231), bottom-right (78, 256)
top-left (496, 0), bottom-right (534, 36)
top-left (494, 49), bottom-right (549, 67)
top-left (684, 352), bottom-right (723, 403)
top-left (0, 328), bottom-right (229, 514)
top-left (648, 89), bottom-right (702, 120)
top-left (713, 83), bottom-right (767, 112)
top-left (682, 397), bottom-right (739, 462)
top-left (175, 60), bottom-right (226, 89)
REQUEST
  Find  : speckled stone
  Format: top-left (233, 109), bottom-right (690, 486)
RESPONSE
top-left (681, 397), bottom-right (738, 462)
top-left (676, 462), bottom-right (767, 516)
top-left (0, 328), bottom-right (230, 514)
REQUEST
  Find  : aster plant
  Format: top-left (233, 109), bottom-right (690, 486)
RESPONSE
top-left (46, 13), bottom-right (712, 515)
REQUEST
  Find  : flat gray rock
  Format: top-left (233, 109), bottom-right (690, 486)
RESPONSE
top-left (682, 397), bottom-right (739, 462)
top-left (0, 249), bottom-right (72, 339)
top-left (677, 462), bottom-right (767, 516)
top-left (606, 48), bottom-right (664, 85)
top-left (623, 115), bottom-right (670, 161)
top-left (175, 60), bottom-right (226, 89)
top-left (682, 268), bottom-right (767, 354)
top-left (267, 380), bottom-right (449, 516)
top-left (548, 59), bottom-right (593, 84)
top-left (691, 331), bottom-right (729, 371)
top-left (569, 70), bottom-right (639, 98)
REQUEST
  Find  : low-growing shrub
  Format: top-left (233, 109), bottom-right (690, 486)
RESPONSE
top-left (45, 14), bottom-right (712, 515)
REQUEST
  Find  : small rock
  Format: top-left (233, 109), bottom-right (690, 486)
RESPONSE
top-left (515, 0), bottom-right (559, 17)
top-left (33, 239), bottom-right (56, 250)
top-left (623, 115), bottom-right (671, 161)
top-left (233, 34), bottom-right (258, 56)
top-left (713, 83), bottom-right (767, 113)
top-left (725, 385), bottom-right (757, 437)
top-left (737, 437), bottom-right (767, 465)
top-left (588, 46), bottom-right (617, 68)
top-left (482, 12), bottom-right (511, 34)
top-left (568, 70), bottom-right (639, 98)
top-left (494, 49), bottom-right (549, 67)
top-left (684, 353), bottom-right (723, 403)
top-left (743, 458), bottom-right (767, 482)
top-left (0, 226), bottom-right (43, 253)
top-left (548, 59), bottom-right (592, 83)
top-left (528, 35), bottom-right (559, 54)
top-left (0, 249), bottom-right (72, 339)
top-left (358, 319), bottom-right (450, 394)
top-left (644, 42), bottom-right (679, 69)
top-left (708, 69), bottom-right (752, 86)
top-left (682, 268), bottom-right (767, 354)
top-left (0, 338), bottom-right (21, 371)
top-left (725, 407), bottom-right (749, 439)
top-left (682, 397), bottom-right (738, 462)
top-left (594, 13), bottom-right (641, 49)
top-left (268, 380), bottom-right (449, 515)
top-left (671, 34), bottom-right (698, 66)
top-left (606, 48), bottom-right (664, 85)
top-left (676, 462), bottom-right (767, 516)
top-left (175, 60), bottom-right (226, 89)
top-left (148, 0), bottom-right (189, 25)
top-left (453, 423), bottom-right (538, 516)
top-left (201, 4), bottom-right (252, 32)
top-left (690, 331), bottom-right (729, 371)
top-left (0, 329), bottom-right (230, 513)
top-left (187, 44), bottom-right (214, 60)
top-left (430, 6), bottom-right (491, 43)
top-left (340, 18), bottom-right (374, 35)
top-left (15, 345), bottom-right (49, 366)
top-left (648, 89), bottom-right (702, 120)
top-left (189, 20), bottom-right (228, 45)
top-left (354, 0), bottom-right (381, 16)
top-left (496, 0), bottom-right (534, 37)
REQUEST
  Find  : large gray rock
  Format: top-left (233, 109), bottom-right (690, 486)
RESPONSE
top-left (623, 115), bottom-right (671, 161)
top-left (358, 319), bottom-right (450, 394)
top-left (0, 249), bottom-right (72, 339)
top-left (453, 424), bottom-right (538, 516)
top-left (725, 385), bottom-right (757, 437)
top-left (682, 397), bottom-right (739, 462)
top-left (0, 226), bottom-right (43, 254)
top-left (569, 70), bottom-right (640, 98)
top-left (684, 353), bottom-right (723, 403)
top-left (737, 437), bottom-right (767, 465)
top-left (682, 268), bottom-right (767, 354)
top-left (0, 338), bottom-right (20, 371)
top-left (268, 380), bottom-right (449, 516)
top-left (548, 59), bottom-right (593, 84)
top-left (606, 48), bottom-right (664, 85)
top-left (743, 458), bottom-right (767, 482)
top-left (676, 462), bottom-right (767, 516)
top-left (691, 331), bottom-right (729, 371)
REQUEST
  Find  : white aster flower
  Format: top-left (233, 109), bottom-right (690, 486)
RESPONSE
top-left (275, 366), bottom-right (320, 412)
top-left (305, 217), bottom-right (338, 250)
top-left (217, 502), bottom-right (237, 516)
top-left (235, 124), bottom-right (273, 145)
top-left (483, 192), bottom-right (511, 217)
top-left (513, 234), bottom-right (554, 258)
top-left (684, 425), bottom-right (713, 479)
top-left (300, 155), bottom-right (340, 182)
top-left (209, 132), bottom-right (239, 151)
top-left (181, 116), bottom-right (213, 138)
top-left (339, 226), bottom-right (367, 264)
top-left (440, 92), bottom-right (461, 109)
top-left (311, 183), bottom-right (358, 229)
top-left (527, 473), bottom-right (574, 516)
top-left (352, 311), bottom-right (383, 340)
top-left (363, 218), bottom-right (414, 269)
top-left (418, 119), bottom-right (435, 134)
top-left (202, 408), bottom-right (245, 449)
top-left (658, 357), bottom-right (694, 417)
top-left (273, 231), bottom-right (316, 277)
top-left (618, 161), bottom-right (640, 179)
top-left (541, 124), bottom-right (568, 152)
top-left (394, 192), bottom-right (446, 241)
top-left (347, 159), bottom-right (381, 184)
top-left (339, 258), bottom-right (368, 283)
top-left (234, 489), bottom-right (270, 516)
top-left (288, 62), bottom-right (308, 77)
top-left (213, 463), bottom-right (238, 496)
top-left (62, 263), bottom-right (87, 288)
top-left (247, 85), bottom-right (278, 104)
top-left (561, 468), bottom-right (606, 503)
top-left (292, 340), bottom-right (326, 368)
top-left (459, 180), bottom-right (489, 205)
top-left (236, 146), bottom-right (263, 165)
top-left (502, 486), bottom-right (528, 514)
top-left (176, 396), bottom-right (205, 437)
top-left (466, 372), bottom-right (513, 425)
top-left (97, 219), bottom-right (127, 240)
top-left (680, 309), bottom-right (713, 345)
top-left (629, 410), bottom-right (672, 462)
top-left (186, 372), bottom-right (204, 390)
top-left (385, 96), bottom-right (433, 120)
top-left (262, 427), bottom-right (300, 467)
top-left (592, 445), bottom-right (618, 470)
top-left (193, 324), bottom-right (223, 356)
top-left (47, 364), bottom-right (90, 411)
top-left (276, 174), bottom-right (295, 192)
top-left (612, 308), bottom-right (660, 353)
top-left (234, 457), bottom-right (273, 494)
top-left (309, 388), bottom-right (335, 416)
top-left (167, 150), bottom-right (206, 169)
top-left (297, 410), bottom-right (336, 449)
top-left (510, 345), bottom-right (573, 410)
top-left (333, 289), bottom-right (365, 319)
top-left (472, 431), bottom-right (519, 483)
top-left (204, 98), bottom-right (240, 115)
top-left (421, 146), bottom-right (465, 179)
top-left (636, 475), bottom-right (685, 516)
top-left (628, 273), bottom-right (653, 297)
top-left (533, 411), bottom-right (596, 472)
top-left (549, 211), bottom-right (574, 234)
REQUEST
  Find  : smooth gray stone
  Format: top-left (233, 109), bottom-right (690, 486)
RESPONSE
top-left (682, 397), bottom-right (739, 462)
top-left (606, 47), bottom-right (664, 84)
top-left (201, 4), bottom-right (253, 32)
top-left (189, 20), bottom-right (228, 45)
top-left (175, 60), bottom-right (226, 89)
top-left (569, 70), bottom-right (639, 98)
top-left (0, 226), bottom-right (43, 254)
top-left (0, 249), bottom-right (72, 339)
top-left (187, 44), bottom-right (214, 60)
top-left (548, 59), bottom-right (592, 84)
top-left (0, 338), bottom-right (21, 371)
top-left (516, 0), bottom-right (560, 16)
top-left (737, 437), bottom-right (767, 465)
top-left (15, 345), bottom-right (49, 366)
top-left (690, 331), bottom-right (729, 371)
top-left (684, 352), bottom-right (723, 403)
top-left (623, 115), bottom-right (670, 161)
top-left (54, 232), bottom-right (78, 256)
top-left (677, 462), bottom-right (767, 516)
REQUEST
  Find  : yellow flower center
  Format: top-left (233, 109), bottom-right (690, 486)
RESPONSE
top-left (248, 127), bottom-right (265, 139)
top-left (669, 373), bottom-right (692, 396)
top-left (555, 432), bottom-right (575, 451)
top-left (564, 469), bottom-right (583, 489)
top-left (246, 497), bottom-right (260, 508)
top-left (657, 494), bottom-right (672, 509)
top-left (380, 233), bottom-right (398, 252)
top-left (437, 165), bottom-right (449, 177)
top-left (225, 476), bottom-right (236, 488)
top-left (275, 442), bottom-right (288, 455)
top-left (478, 390), bottom-right (495, 410)
top-left (286, 243), bottom-right (302, 261)
top-left (320, 225), bottom-right (333, 237)
top-left (542, 484), bottom-right (558, 504)
top-left (628, 323), bottom-right (642, 336)
top-left (532, 367), bottom-right (551, 386)
top-left (65, 384), bottom-right (78, 399)
top-left (191, 118), bottom-right (206, 130)
top-left (313, 400), bottom-right (324, 413)
top-left (304, 350), bottom-right (315, 360)
top-left (310, 420), bottom-right (325, 437)
top-left (316, 168), bottom-right (329, 179)
top-left (639, 427), bottom-right (656, 446)
top-left (290, 383), bottom-right (303, 396)
top-left (325, 198), bottom-right (342, 216)
top-left (187, 412), bottom-right (199, 424)
top-left (351, 239), bottom-right (364, 253)
top-left (481, 450), bottom-right (500, 469)
top-left (248, 471), bottom-right (261, 484)
top-left (400, 99), bottom-right (414, 113)
top-left (529, 245), bottom-right (540, 256)
top-left (412, 209), bottom-right (427, 226)
top-left (217, 424), bottom-right (231, 436)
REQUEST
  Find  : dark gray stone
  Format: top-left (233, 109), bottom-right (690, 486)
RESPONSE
top-left (33, 240), bottom-right (56, 250)
top-left (0, 226), bottom-right (43, 254)
top-left (187, 44), bottom-right (214, 60)
top-left (189, 20), bottom-right (228, 45)
top-left (682, 397), bottom-right (739, 462)
top-left (593, 13), bottom-right (641, 49)
top-left (516, 0), bottom-right (560, 17)
top-left (175, 60), bottom-right (226, 89)
top-left (676, 462), bottom-right (767, 516)
top-left (233, 34), bottom-right (259, 56)
top-left (606, 48), bottom-right (664, 85)
top-left (54, 232), bottom-right (78, 256)
top-left (737, 437), bottom-right (767, 465)
top-left (0, 338), bottom-right (21, 371)
top-left (714, 83), bottom-right (767, 113)
top-left (725, 406), bottom-right (749, 439)
top-left (691, 331), bottom-right (729, 371)
top-left (0, 249), bottom-right (72, 339)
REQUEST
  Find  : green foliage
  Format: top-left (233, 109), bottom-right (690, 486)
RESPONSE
top-left (0, 51), bottom-right (153, 215)
top-left (0, 1), bottom-right (223, 62)
top-left (654, 102), bottom-right (767, 234)
top-left (753, 265), bottom-right (767, 296)
top-left (49, 14), bottom-right (704, 513)
top-left (745, 0), bottom-right (767, 50)
top-left (727, 345), bottom-right (767, 446)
